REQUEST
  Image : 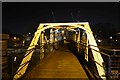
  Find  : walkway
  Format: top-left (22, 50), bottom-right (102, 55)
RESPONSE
top-left (23, 44), bottom-right (88, 79)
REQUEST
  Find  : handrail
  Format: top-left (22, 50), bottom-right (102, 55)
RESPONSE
top-left (12, 47), bottom-right (36, 75)
top-left (75, 41), bottom-right (120, 79)
top-left (15, 60), bottom-right (30, 75)
top-left (78, 42), bottom-right (120, 56)
top-left (23, 48), bottom-right (36, 59)
top-left (99, 47), bottom-right (120, 52)
top-left (9, 45), bottom-right (38, 79)
top-left (78, 42), bottom-right (110, 57)
top-left (82, 48), bottom-right (104, 68)
top-left (12, 41), bottom-right (57, 79)
top-left (91, 48), bottom-right (110, 57)
top-left (76, 42), bottom-right (110, 78)
top-left (80, 42), bottom-right (120, 52)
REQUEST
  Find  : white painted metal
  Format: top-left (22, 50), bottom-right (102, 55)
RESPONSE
top-left (13, 22), bottom-right (106, 80)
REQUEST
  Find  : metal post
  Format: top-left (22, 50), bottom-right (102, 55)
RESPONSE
top-left (74, 32), bottom-right (77, 42)
top-left (81, 32), bottom-right (86, 58)
top-left (54, 30), bottom-right (58, 49)
top-left (53, 30), bottom-right (55, 49)
top-left (50, 29), bottom-right (54, 51)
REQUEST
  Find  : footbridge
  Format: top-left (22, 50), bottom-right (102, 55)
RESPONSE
top-left (9, 22), bottom-right (107, 80)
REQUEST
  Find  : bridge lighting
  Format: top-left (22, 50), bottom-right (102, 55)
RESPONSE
top-left (62, 30), bottom-right (64, 34)
top-left (76, 32), bottom-right (78, 34)
top-left (55, 29), bottom-right (59, 33)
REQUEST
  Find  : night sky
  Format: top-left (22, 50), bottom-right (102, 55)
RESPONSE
top-left (2, 2), bottom-right (120, 36)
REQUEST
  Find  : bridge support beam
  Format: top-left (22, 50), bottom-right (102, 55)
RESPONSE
top-left (50, 29), bottom-right (54, 51)
top-left (73, 32), bottom-right (77, 42)
top-left (40, 31), bottom-right (45, 60)
top-left (77, 30), bottom-right (80, 53)
top-left (86, 31), bottom-right (106, 79)
top-left (85, 37), bottom-right (88, 61)
top-left (54, 30), bottom-right (59, 49)
top-left (75, 32), bottom-right (78, 42)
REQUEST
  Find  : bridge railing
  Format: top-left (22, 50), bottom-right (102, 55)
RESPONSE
top-left (7, 45), bottom-right (36, 79)
top-left (99, 47), bottom-right (120, 79)
top-left (7, 40), bottom-right (60, 79)
top-left (75, 42), bottom-right (120, 80)
top-left (71, 42), bottom-right (108, 79)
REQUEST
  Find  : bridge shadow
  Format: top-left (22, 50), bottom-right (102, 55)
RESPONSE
top-left (65, 41), bottom-right (101, 80)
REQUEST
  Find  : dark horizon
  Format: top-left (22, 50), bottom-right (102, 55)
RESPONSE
top-left (2, 2), bottom-right (120, 36)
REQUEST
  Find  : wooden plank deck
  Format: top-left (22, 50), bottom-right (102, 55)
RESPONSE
top-left (23, 46), bottom-right (88, 79)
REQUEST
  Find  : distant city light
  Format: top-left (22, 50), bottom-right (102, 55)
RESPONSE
top-left (98, 39), bottom-right (102, 42)
top-left (14, 37), bottom-right (17, 39)
top-left (110, 36), bottom-right (112, 39)
top-left (115, 40), bottom-right (118, 42)
top-left (29, 33), bottom-right (31, 35)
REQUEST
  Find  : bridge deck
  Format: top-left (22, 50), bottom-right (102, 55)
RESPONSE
top-left (23, 45), bottom-right (88, 79)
